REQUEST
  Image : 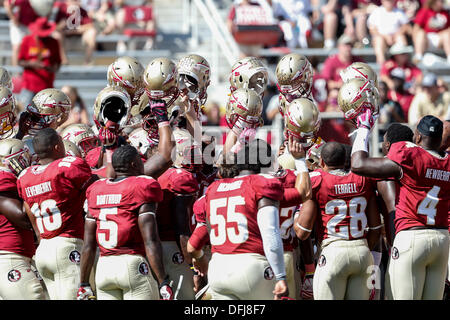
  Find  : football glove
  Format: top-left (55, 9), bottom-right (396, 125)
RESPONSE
top-left (98, 120), bottom-right (119, 147)
top-left (150, 99), bottom-right (169, 124)
top-left (159, 276), bottom-right (174, 300)
top-left (230, 127), bottom-right (256, 154)
top-left (356, 107), bottom-right (377, 131)
top-left (77, 284), bottom-right (96, 300)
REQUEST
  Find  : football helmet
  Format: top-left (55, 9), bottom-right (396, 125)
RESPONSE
top-left (276, 53), bottom-right (313, 102)
top-left (93, 86), bottom-right (132, 128)
top-left (107, 56), bottom-right (145, 97)
top-left (306, 137), bottom-right (325, 170)
top-left (63, 140), bottom-right (82, 158)
top-left (278, 93), bottom-right (288, 117)
top-left (338, 78), bottom-right (379, 122)
top-left (0, 138), bottom-right (31, 176)
top-left (340, 62), bottom-right (378, 87)
top-left (25, 88), bottom-right (71, 136)
top-left (229, 56), bottom-right (268, 97)
top-left (173, 129), bottom-right (203, 172)
top-left (128, 92), bottom-right (159, 139)
top-left (0, 67), bottom-right (13, 90)
top-left (0, 86), bottom-right (16, 139)
top-left (143, 57), bottom-right (179, 108)
top-left (60, 123), bottom-right (100, 157)
top-left (128, 127), bottom-right (158, 158)
top-left (284, 98), bottom-right (321, 148)
top-left (225, 88), bottom-right (263, 135)
top-left (177, 54), bottom-right (211, 108)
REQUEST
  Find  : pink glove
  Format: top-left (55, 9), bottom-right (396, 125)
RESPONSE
top-left (230, 128), bottom-right (257, 154)
top-left (356, 107), bottom-right (377, 130)
top-left (98, 120), bottom-right (119, 147)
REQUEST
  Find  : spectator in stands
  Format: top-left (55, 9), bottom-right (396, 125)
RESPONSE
top-left (115, 0), bottom-right (156, 52)
top-left (17, 17), bottom-right (61, 107)
top-left (57, 85), bottom-right (91, 131)
top-left (367, 0), bottom-right (410, 64)
top-left (53, 0), bottom-right (97, 65)
top-left (82, 0), bottom-right (116, 35)
top-left (386, 67), bottom-right (414, 121)
top-left (204, 102), bottom-right (222, 126)
top-left (350, 0), bottom-right (380, 48)
top-left (380, 42), bottom-right (423, 95)
top-left (227, 0), bottom-right (275, 57)
top-left (413, 0), bottom-right (450, 64)
top-left (4, 0), bottom-right (40, 66)
top-left (321, 0), bottom-right (354, 49)
top-left (408, 73), bottom-right (450, 125)
top-left (271, 0), bottom-right (313, 48)
top-left (395, 0), bottom-right (421, 23)
top-left (320, 34), bottom-right (362, 93)
top-left (378, 81), bottom-right (406, 124)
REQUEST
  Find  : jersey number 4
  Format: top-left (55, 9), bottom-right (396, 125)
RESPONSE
top-left (209, 196), bottom-right (248, 246)
top-left (418, 186), bottom-right (440, 225)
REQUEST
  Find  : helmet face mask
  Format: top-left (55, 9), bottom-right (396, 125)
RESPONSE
top-left (177, 54), bottom-right (210, 106)
top-left (229, 57), bottom-right (268, 97)
top-left (61, 123), bottom-right (100, 157)
top-left (0, 138), bottom-right (31, 176)
top-left (0, 88), bottom-right (16, 138)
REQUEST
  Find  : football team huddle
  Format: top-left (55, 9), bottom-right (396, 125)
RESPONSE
top-left (0, 53), bottom-right (448, 301)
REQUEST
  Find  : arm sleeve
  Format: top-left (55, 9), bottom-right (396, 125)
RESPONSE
top-left (257, 205), bottom-right (286, 281)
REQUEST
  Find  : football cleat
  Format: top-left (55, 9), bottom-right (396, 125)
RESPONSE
top-left (0, 138), bottom-right (31, 176)
top-left (276, 53), bottom-right (313, 103)
top-left (284, 98), bottom-right (321, 148)
top-left (338, 78), bottom-right (379, 122)
top-left (229, 56), bottom-right (268, 97)
top-left (225, 88), bottom-right (263, 136)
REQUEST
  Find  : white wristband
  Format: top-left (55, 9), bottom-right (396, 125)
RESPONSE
top-left (351, 128), bottom-right (370, 156)
top-left (294, 158), bottom-right (308, 173)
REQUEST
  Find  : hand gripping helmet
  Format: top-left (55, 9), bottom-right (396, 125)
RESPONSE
top-left (229, 56), bottom-right (268, 97)
top-left (143, 57), bottom-right (179, 108)
top-left (0, 86), bottom-right (16, 139)
top-left (107, 56), bottom-right (145, 97)
top-left (25, 88), bottom-right (71, 136)
top-left (276, 53), bottom-right (313, 102)
top-left (128, 127), bottom-right (158, 158)
top-left (93, 86), bottom-right (132, 129)
top-left (225, 88), bottom-right (263, 136)
top-left (338, 78), bottom-right (379, 122)
top-left (63, 140), bottom-right (82, 158)
top-left (60, 123), bottom-right (100, 157)
top-left (284, 98), bottom-right (321, 148)
top-left (0, 67), bottom-right (13, 90)
top-left (128, 91), bottom-right (159, 140)
top-left (0, 138), bottom-right (31, 176)
top-left (173, 129), bottom-right (203, 172)
top-left (177, 54), bottom-right (211, 108)
top-left (339, 62), bottom-right (378, 88)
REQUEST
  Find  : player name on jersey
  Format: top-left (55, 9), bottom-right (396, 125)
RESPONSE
top-left (24, 181), bottom-right (52, 197)
top-left (216, 180), bottom-right (243, 192)
top-left (424, 168), bottom-right (450, 182)
top-left (334, 183), bottom-right (357, 195)
top-left (96, 194), bottom-right (122, 205)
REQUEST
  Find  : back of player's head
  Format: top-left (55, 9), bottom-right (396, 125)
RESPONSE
top-left (416, 115), bottom-right (443, 149)
top-left (32, 128), bottom-right (63, 159)
top-left (341, 144), bottom-right (352, 170)
top-left (112, 144), bottom-right (141, 173)
top-left (236, 139), bottom-right (272, 173)
top-left (385, 123), bottom-right (414, 145)
top-left (321, 142), bottom-right (346, 168)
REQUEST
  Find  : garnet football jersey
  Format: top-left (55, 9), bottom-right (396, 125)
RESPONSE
top-left (205, 174), bottom-right (283, 256)
top-left (310, 168), bottom-right (376, 243)
top-left (387, 141), bottom-right (450, 233)
top-left (86, 175), bottom-right (163, 257)
top-left (273, 169), bottom-right (302, 252)
top-left (156, 167), bottom-right (199, 241)
top-left (0, 168), bottom-right (35, 258)
top-left (17, 156), bottom-right (92, 240)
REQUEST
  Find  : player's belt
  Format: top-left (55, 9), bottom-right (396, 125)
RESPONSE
top-left (407, 226), bottom-right (448, 231)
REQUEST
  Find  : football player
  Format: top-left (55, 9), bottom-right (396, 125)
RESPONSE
top-left (17, 128), bottom-right (95, 300)
top-left (351, 113), bottom-right (450, 300)
top-left (275, 53), bottom-right (314, 117)
top-left (60, 123), bottom-right (100, 159)
top-left (0, 138), bottom-right (45, 300)
top-left (155, 129), bottom-right (202, 300)
top-left (187, 139), bottom-right (290, 300)
top-left (79, 145), bottom-right (172, 300)
top-left (294, 142), bottom-right (382, 300)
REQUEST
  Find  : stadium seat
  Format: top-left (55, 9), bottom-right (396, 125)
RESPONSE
top-left (122, 5), bottom-right (156, 39)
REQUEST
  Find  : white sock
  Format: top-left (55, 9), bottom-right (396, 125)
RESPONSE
top-left (324, 39), bottom-right (335, 49)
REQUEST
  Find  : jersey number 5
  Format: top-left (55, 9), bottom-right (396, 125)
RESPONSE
top-left (209, 196), bottom-right (248, 246)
